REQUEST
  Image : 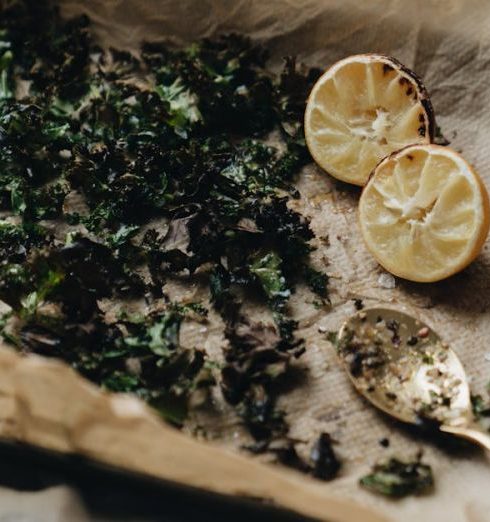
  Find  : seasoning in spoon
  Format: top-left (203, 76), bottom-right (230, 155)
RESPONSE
top-left (336, 308), bottom-right (472, 428)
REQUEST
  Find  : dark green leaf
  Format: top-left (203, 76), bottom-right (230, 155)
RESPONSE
top-left (360, 458), bottom-right (434, 497)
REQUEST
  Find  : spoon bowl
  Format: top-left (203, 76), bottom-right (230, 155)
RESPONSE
top-left (337, 307), bottom-right (490, 450)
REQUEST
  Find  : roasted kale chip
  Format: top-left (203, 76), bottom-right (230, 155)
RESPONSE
top-left (471, 391), bottom-right (490, 417)
top-left (262, 432), bottom-right (341, 480)
top-left (0, 0), bottom-right (330, 466)
top-left (310, 432), bottom-right (341, 480)
top-left (360, 457), bottom-right (434, 497)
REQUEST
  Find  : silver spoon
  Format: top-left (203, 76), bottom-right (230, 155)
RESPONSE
top-left (337, 307), bottom-right (490, 450)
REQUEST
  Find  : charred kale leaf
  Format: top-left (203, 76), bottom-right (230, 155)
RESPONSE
top-left (263, 432), bottom-right (341, 480)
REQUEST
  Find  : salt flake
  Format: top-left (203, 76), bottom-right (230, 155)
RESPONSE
top-left (377, 272), bottom-right (396, 289)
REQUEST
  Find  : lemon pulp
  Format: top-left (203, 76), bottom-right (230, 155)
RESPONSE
top-left (359, 145), bottom-right (489, 282)
top-left (305, 54), bottom-right (433, 186)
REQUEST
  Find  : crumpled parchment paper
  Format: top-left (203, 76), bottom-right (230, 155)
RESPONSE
top-left (1, 1), bottom-right (490, 520)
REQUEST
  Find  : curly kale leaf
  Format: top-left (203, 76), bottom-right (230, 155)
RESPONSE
top-left (250, 251), bottom-right (290, 305)
top-left (0, 2), bottom-right (330, 460)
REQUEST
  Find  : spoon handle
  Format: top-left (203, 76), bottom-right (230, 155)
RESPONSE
top-left (441, 424), bottom-right (490, 451)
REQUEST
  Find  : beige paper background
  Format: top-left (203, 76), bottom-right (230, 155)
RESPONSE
top-left (1, 0), bottom-right (490, 520)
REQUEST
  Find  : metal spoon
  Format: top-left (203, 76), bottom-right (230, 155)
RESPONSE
top-left (337, 307), bottom-right (490, 450)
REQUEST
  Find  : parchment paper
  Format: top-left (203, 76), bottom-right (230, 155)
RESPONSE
top-left (2, 1), bottom-right (490, 520)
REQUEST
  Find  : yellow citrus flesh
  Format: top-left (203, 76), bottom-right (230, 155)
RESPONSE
top-left (304, 54), bottom-right (433, 186)
top-left (359, 145), bottom-right (490, 282)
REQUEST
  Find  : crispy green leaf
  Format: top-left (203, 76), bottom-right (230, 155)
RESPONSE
top-left (250, 251), bottom-right (290, 302)
top-left (360, 458), bottom-right (434, 497)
